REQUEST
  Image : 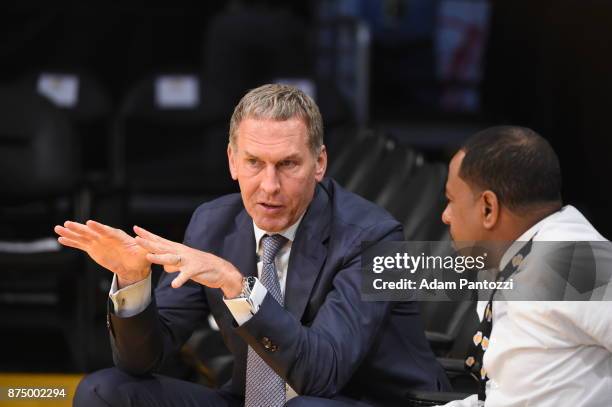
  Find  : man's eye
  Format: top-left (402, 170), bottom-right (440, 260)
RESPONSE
top-left (247, 158), bottom-right (259, 166)
top-left (280, 160), bottom-right (297, 168)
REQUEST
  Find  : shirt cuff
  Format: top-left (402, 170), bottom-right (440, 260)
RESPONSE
top-left (223, 278), bottom-right (267, 326)
top-left (109, 274), bottom-right (152, 318)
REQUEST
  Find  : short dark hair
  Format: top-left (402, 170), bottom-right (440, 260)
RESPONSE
top-left (459, 126), bottom-right (562, 211)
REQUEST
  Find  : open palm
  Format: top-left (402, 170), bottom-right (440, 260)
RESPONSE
top-left (55, 220), bottom-right (151, 285)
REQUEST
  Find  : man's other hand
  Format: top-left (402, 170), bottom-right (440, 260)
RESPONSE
top-left (54, 220), bottom-right (151, 288)
top-left (133, 225), bottom-right (243, 298)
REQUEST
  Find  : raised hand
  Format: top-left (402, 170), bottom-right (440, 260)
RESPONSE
top-left (133, 225), bottom-right (243, 298)
top-left (54, 220), bottom-right (151, 287)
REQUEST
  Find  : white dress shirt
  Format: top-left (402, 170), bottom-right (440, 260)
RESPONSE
top-left (440, 205), bottom-right (612, 407)
top-left (221, 215), bottom-right (302, 325)
top-left (109, 215), bottom-right (303, 399)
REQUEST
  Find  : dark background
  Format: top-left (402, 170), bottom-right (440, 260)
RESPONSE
top-left (3, 0), bottom-right (610, 235)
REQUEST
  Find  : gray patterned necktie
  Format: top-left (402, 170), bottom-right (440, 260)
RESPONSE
top-left (245, 234), bottom-right (288, 407)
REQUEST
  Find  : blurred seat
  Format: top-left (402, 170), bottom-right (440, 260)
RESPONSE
top-left (112, 71), bottom-right (232, 193)
top-left (420, 299), bottom-right (474, 355)
top-left (404, 300), bottom-right (480, 403)
top-left (402, 389), bottom-right (473, 406)
top-left (350, 136), bottom-right (419, 202)
top-left (435, 299), bottom-right (480, 394)
top-left (19, 71), bottom-right (113, 181)
top-left (315, 15), bottom-right (371, 126)
top-left (377, 161), bottom-right (448, 241)
top-left (326, 128), bottom-right (378, 186)
top-left (202, 7), bottom-right (313, 120)
top-left (328, 128), bottom-right (446, 240)
top-left (111, 71), bottom-right (237, 241)
top-left (182, 322), bottom-right (234, 389)
top-left (0, 83), bottom-right (95, 371)
top-left (202, 6), bottom-right (354, 135)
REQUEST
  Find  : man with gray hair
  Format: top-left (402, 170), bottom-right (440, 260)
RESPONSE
top-left (58, 84), bottom-right (449, 406)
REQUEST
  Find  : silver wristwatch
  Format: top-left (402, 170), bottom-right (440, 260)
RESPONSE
top-left (238, 275), bottom-right (256, 298)
top-left (239, 275), bottom-right (258, 313)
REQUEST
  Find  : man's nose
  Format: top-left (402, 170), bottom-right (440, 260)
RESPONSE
top-left (441, 206), bottom-right (451, 225)
top-left (260, 165), bottom-right (280, 194)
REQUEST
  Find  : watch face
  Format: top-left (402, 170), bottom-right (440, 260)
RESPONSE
top-left (241, 276), bottom-right (256, 298)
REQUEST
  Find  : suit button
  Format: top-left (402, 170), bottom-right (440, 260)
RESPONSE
top-left (269, 344), bottom-right (278, 352)
top-left (261, 337), bottom-right (271, 349)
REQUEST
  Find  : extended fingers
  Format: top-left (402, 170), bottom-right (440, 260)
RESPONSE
top-left (134, 236), bottom-right (171, 254)
top-left (86, 220), bottom-right (127, 240)
top-left (64, 221), bottom-right (100, 240)
top-left (171, 270), bottom-right (192, 289)
top-left (133, 225), bottom-right (178, 247)
top-left (54, 225), bottom-right (92, 244)
top-left (57, 236), bottom-right (87, 251)
top-left (146, 252), bottom-right (182, 267)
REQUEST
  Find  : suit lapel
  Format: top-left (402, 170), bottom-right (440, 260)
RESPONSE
top-left (223, 209), bottom-right (258, 278)
top-left (285, 183), bottom-right (331, 321)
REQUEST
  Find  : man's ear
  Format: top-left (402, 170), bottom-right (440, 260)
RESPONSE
top-left (314, 145), bottom-right (327, 182)
top-left (481, 190), bottom-right (500, 230)
top-left (227, 143), bottom-right (238, 181)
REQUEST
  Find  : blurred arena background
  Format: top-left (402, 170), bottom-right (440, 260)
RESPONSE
top-left (1, 1), bottom-right (611, 405)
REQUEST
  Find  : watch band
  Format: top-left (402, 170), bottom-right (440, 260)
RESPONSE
top-left (240, 276), bottom-right (255, 296)
top-left (242, 276), bottom-right (258, 313)
top-left (222, 276), bottom-right (264, 320)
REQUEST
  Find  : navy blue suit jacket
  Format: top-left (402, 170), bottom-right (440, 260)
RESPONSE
top-left (109, 178), bottom-right (450, 405)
